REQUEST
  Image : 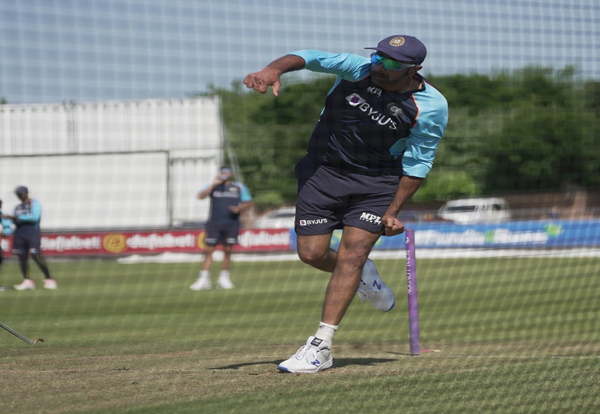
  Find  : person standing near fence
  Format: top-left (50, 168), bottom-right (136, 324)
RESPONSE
top-left (244, 35), bottom-right (448, 373)
top-left (0, 199), bottom-right (14, 279)
top-left (0, 186), bottom-right (57, 290)
top-left (189, 166), bottom-right (252, 291)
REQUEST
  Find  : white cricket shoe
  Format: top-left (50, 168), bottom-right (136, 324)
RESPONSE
top-left (189, 277), bottom-right (212, 291)
top-left (278, 336), bottom-right (333, 374)
top-left (14, 279), bottom-right (36, 291)
top-left (43, 279), bottom-right (58, 290)
top-left (357, 259), bottom-right (395, 312)
top-left (216, 275), bottom-right (235, 290)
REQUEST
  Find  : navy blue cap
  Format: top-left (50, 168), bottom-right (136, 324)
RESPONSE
top-left (15, 186), bottom-right (28, 195)
top-left (365, 35), bottom-right (427, 64)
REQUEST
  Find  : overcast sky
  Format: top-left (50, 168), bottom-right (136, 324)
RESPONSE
top-left (1, 0), bottom-right (598, 104)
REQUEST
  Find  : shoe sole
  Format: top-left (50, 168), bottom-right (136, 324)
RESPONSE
top-left (277, 358), bottom-right (333, 374)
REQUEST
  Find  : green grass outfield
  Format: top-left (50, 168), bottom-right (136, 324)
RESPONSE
top-left (1, 256), bottom-right (599, 414)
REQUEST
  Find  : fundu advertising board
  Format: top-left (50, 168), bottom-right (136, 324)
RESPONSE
top-left (291, 220), bottom-right (600, 250)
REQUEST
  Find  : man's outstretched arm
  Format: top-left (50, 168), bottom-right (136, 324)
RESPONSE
top-left (243, 55), bottom-right (306, 96)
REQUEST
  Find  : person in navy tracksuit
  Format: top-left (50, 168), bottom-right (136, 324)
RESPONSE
top-left (0, 199), bottom-right (14, 280)
top-left (189, 166), bottom-right (252, 291)
top-left (244, 35), bottom-right (448, 373)
top-left (0, 186), bottom-right (56, 290)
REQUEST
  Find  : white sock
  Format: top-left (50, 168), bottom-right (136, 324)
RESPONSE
top-left (219, 270), bottom-right (230, 279)
top-left (315, 322), bottom-right (338, 345)
top-left (200, 270), bottom-right (210, 280)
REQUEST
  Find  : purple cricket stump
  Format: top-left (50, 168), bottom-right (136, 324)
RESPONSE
top-left (405, 229), bottom-right (420, 355)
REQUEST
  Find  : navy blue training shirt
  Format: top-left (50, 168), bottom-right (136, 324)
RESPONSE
top-left (202, 182), bottom-right (252, 222)
top-left (13, 199), bottom-right (43, 236)
top-left (290, 50), bottom-right (448, 177)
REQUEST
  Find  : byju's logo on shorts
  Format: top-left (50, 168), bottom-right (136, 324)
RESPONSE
top-left (299, 218), bottom-right (328, 226)
top-left (360, 212), bottom-right (382, 225)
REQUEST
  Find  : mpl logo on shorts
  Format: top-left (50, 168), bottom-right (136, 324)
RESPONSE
top-left (299, 218), bottom-right (328, 226)
top-left (360, 212), bottom-right (382, 225)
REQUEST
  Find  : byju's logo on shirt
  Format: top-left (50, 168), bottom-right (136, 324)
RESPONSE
top-left (345, 93), bottom-right (398, 130)
top-left (299, 218), bottom-right (328, 226)
top-left (346, 93), bottom-right (366, 107)
top-left (360, 212), bottom-right (382, 225)
top-left (213, 190), bottom-right (239, 198)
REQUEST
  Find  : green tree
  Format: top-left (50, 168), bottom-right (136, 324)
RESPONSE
top-left (482, 66), bottom-right (600, 191)
top-left (484, 109), bottom-right (600, 191)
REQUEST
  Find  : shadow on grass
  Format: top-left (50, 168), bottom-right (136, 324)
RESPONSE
top-left (209, 360), bottom-right (282, 370)
top-left (333, 357), bottom-right (397, 368)
top-left (210, 357), bottom-right (397, 371)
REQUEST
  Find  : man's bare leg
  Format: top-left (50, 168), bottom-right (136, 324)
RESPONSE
top-left (202, 246), bottom-right (216, 271)
top-left (320, 227), bottom-right (381, 325)
top-left (190, 245), bottom-right (216, 290)
top-left (218, 245), bottom-right (235, 289)
top-left (221, 245), bottom-right (233, 271)
top-left (277, 227), bottom-right (381, 373)
top-left (296, 233), bottom-right (336, 272)
top-left (297, 228), bottom-right (381, 324)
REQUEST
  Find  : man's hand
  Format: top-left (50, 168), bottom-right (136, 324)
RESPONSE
top-left (0, 215), bottom-right (15, 221)
top-left (382, 215), bottom-right (405, 236)
top-left (243, 68), bottom-right (282, 96)
top-left (244, 55), bottom-right (306, 97)
top-left (213, 175), bottom-right (224, 186)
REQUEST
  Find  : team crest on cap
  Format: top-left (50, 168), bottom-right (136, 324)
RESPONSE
top-left (389, 36), bottom-right (406, 47)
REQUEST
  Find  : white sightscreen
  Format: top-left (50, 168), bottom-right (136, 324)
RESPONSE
top-left (0, 98), bottom-right (223, 156)
top-left (169, 148), bottom-right (221, 226)
top-left (0, 152), bottom-right (169, 230)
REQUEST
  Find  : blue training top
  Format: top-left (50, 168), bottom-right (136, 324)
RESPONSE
top-left (202, 182), bottom-right (252, 222)
top-left (290, 50), bottom-right (448, 177)
top-left (12, 199), bottom-right (43, 236)
top-left (1, 209), bottom-right (13, 236)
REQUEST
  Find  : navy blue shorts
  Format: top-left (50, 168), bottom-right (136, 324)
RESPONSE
top-left (204, 221), bottom-right (240, 246)
top-left (12, 233), bottom-right (41, 255)
top-left (294, 156), bottom-right (400, 236)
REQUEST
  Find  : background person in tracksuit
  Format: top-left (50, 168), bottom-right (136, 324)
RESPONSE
top-left (189, 166), bottom-right (252, 291)
top-left (0, 199), bottom-right (14, 280)
top-left (0, 186), bottom-right (57, 290)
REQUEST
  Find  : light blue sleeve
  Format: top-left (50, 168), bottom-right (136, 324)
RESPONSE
top-left (17, 199), bottom-right (42, 223)
top-left (392, 86), bottom-right (448, 178)
top-left (289, 50), bottom-right (371, 81)
top-left (236, 183), bottom-right (252, 202)
top-left (1, 218), bottom-right (12, 236)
